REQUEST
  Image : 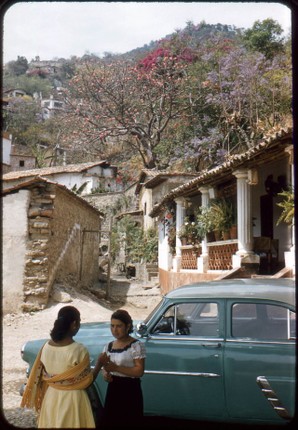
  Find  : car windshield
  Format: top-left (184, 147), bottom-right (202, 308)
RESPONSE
top-left (142, 298), bottom-right (165, 325)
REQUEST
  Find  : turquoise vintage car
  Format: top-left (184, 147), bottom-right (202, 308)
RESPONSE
top-left (21, 278), bottom-right (296, 425)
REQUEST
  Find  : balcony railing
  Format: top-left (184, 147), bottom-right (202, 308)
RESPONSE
top-left (181, 245), bottom-right (202, 270)
top-left (207, 239), bottom-right (238, 270)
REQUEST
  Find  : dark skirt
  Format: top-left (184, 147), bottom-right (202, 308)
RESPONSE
top-left (102, 376), bottom-right (143, 428)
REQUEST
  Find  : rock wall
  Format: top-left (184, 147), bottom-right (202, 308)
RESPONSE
top-left (21, 182), bottom-right (101, 311)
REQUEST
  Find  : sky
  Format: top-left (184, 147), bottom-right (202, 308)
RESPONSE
top-left (1, 1), bottom-right (292, 64)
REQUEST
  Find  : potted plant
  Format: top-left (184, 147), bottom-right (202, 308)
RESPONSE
top-left (178, 217), bottom-right (200, 245)
top-left (229, 204), bottom-right (237, 239)
top-left (177, 223), bottom-right (188, 245)
top-left (276, 188), bottom-right (294, 225)
top-left (195, 205), bottom-right (216, 241)
top-left (210, 198), bottom-right (234, 240)
top-left (167, 224), bottom-right (177, 254)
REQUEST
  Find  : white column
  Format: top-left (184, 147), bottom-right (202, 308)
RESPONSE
top-left (197, 187), bottom-right (210, 272)
top-left (173, 197), bottom-right (186, 272)
top-left (284, 146), bottom-right (295, 274)
top-left (199, 186), bottom-right (210, 208)
top-left (233, 169), bottom-right (259, 267)
top-left (233, 169), bottom-right (253, 254)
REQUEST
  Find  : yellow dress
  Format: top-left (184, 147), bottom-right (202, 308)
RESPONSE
top-left (38, 341), bottom-right (95, 428)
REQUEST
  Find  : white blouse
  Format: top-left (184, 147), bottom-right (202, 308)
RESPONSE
top-left (103, 339), bottom-right (146, 378)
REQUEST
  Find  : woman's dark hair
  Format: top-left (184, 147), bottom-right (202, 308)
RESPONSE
top-left (111, 309), bottom-right (133, 334)
top-left (50, 306), bottom-right (80, 342)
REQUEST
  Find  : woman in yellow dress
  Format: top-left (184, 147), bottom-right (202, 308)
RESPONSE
top-left (21, 305), bottom-right (108, 428)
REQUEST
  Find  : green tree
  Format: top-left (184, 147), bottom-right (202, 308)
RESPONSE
top-left (6, 56), bottom-right (28, 76)
top-left (241, 19), bottom-right (285, 59)
top-left (3, 74), bottom-right (52, 97)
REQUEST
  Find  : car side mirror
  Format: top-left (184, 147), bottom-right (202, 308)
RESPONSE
top-left (136, 322), bottom-right (148, 337)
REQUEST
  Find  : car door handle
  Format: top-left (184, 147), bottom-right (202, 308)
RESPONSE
top-left (202, 343), bottom-right (222, 348)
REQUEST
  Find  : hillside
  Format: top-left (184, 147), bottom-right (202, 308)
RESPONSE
top-left (2, 18), bottom-right (291, 176)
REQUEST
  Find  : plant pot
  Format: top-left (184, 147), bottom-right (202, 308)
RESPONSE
top-left (214, 230), bottom-right (221, 241)
top-left (222, 230), bottom-right (231, 240)
top-left (230, 224), bottom-right (237, 239)
top-left (206, 231), bottom-right (215, 242)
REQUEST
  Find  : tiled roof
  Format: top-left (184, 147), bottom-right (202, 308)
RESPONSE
top-left (149, 127), bottom-right (292, 217)
top-left (135, 169), bottom-right (197, 194)
top-left (144, 172), bottom-right (197, 189)
top-left (2, 161), bottom-right (110, 181)
top-left (10, 144), bottom-right (35, 157)
top-left (2, 176), bottom-right (104, 216)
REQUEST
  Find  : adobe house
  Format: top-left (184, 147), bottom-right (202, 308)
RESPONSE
top-left (2, 160), bottom-right (120, 194)
top-left (150, 127), bottom-right (294, 293)
top-left (2, 177), bottom-right (103, 313)
top-left (9, 144), bottom-right (37, 171)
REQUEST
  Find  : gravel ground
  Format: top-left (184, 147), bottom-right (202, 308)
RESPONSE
top-left (1, 276), bottom-right (161, 429)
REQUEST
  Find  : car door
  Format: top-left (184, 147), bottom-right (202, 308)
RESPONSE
top-left (224, 300), bottom-right (296, 423)
top-left (142, 300), bottom-right (226, 421)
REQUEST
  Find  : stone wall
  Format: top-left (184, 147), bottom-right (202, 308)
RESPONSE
top-left (22, 182), bottom-right (101, 311)
top-left (84, 185), bottom-right (137, 238)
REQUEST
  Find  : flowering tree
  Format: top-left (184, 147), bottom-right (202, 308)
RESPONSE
top-left (59, 21), bottom-right (291, 171)
top-left (170, 34), bottom-right (292, 169)
top-left (61, 42), bottom-right (197, 168)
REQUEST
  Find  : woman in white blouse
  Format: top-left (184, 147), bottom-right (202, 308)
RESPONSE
top-left (101, 309), bottom-right (146, 427)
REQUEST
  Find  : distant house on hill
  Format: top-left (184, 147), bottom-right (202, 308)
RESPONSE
top-left (10, 144), bottom-right (37, 171)
top-left (41, 95), bottom-right (65, 120)
top-left (2, 160), bottom-right (121, 195)
top-left (1, 136), bottom-right (37, 173)
top-left (3, 88), bottom-right (28, 98)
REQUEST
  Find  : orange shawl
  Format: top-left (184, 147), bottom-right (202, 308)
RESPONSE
top-left (20, 342), bottom-right (93, 413)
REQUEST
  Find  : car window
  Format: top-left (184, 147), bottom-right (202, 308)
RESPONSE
top-left (152, 302), bottom-right (219, 337)
top-left (232, 303), bottom-right (296, 340)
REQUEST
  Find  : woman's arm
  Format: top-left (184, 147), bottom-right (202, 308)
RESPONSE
top-left (92, 352), bottom-right (109, 380)
top-left (103, 358), bottom-right (145, 378)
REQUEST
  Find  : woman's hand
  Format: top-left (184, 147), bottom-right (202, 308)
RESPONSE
top-left (103, 360), bottom-right (117, 373)
top-left (102, 369), bottom-right (113, 382)
top-left (98, 352), bottom-right (110, 367)
top-left (92, 352), bottom-right (110, 380)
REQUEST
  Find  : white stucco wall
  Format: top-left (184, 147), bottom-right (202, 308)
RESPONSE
top-left (140, 188), bottom-right (154, 230)
top-left (158, 218), bottom-right (172, 271)
top-left (49, 172), bottom-right (85, 190)
top-left (2, 190), bottom-right (30, 313)
top-left (2, 135), bottom-right (12, 165)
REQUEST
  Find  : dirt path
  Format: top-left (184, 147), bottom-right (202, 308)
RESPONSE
top-left (1, 278), bottom-right (161, 428)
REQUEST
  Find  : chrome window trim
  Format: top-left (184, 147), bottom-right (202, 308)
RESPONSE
top-left (149, 335), bottom-right (224, 342)
top-left (144, 370), bottom-right (221, 377)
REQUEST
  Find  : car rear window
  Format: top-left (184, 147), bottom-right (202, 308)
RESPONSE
top-left (232, 303), bottom-right (296, 340)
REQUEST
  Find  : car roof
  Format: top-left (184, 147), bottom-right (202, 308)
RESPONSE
top-left (166, 278), bottom-right (296, 307)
